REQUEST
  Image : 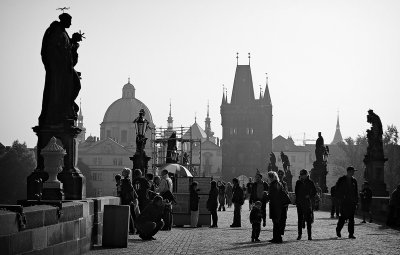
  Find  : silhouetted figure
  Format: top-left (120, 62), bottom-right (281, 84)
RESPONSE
top-left (330, 185), bottom-right (339, 218)
top-left (190, 181), bottom-right (200, 227)
top-left (280, 152), bottom-right (293, 191)
top-left (315, 132), bottom-right (327, 162)
top-left (266, 171), bottom-right (286, 243)
top-left (136, 196), bottom-right (165, 241)
top-left (250, 201), bottom-right (262, 242)
top-left (360, 181), bottom-right (373, 223)
top-left (268, 152), bottom-right (278, 172)
top-left (166, 132), bottom-right (178, 163)
top-left (40, 13), bottom-right (83, 125)
top-left (295, 169), bottom-right (317, 240)
top-left (230, 178), bottom-right (244, 227)
top-left (207, 180), bottom-right (219, 228)
top-left (217, 181), bottom-right (226, 211)
top-left (249, 173), bottom-right (268, 227)
top-left (336, 166), bottom-right (358, 239)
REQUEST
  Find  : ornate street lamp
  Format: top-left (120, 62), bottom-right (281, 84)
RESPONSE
top-left (130, 109), bottom-right (151, 174)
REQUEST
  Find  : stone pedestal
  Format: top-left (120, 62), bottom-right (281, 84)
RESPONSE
top-left (27, 122), bottom-right (86, 200)
top-left (364, 158), bottom-right (388, 196)
top-left (130, 151), bottom-right (151, 175)
top-left (310, 161), bottom-right (328, 193)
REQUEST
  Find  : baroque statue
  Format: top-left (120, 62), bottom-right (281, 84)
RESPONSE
top-left (39, 12), bottom-right (84, 125)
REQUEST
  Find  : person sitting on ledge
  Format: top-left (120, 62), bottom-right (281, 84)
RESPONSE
top-left (136, 195), bottom-right (165, 241)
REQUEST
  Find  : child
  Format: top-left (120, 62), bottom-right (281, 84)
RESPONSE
top-left (250, 201), bottom-right (263, 242)
top-left (115, 174), bottom-right (122, 197)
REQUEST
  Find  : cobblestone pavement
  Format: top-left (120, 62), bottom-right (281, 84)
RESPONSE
top-left (89, 201), bottom-right (400, 255)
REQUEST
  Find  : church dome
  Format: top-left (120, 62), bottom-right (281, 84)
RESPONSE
top-left (102, 81), bottom-right (153, 124)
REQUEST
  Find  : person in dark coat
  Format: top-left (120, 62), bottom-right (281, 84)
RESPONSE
top-left (360, 181), bottom-right (373, 223)
top-left (278, 170), bottom-right (289, 236)
top-left (267, 171), bottom-right (285, 243)
top-left (250, 201), bottom-right (263, 242)
top-left (335, 166), bottom-right (358, 239)
top-left (330, 185), bottom-right (339, 218)
top-left (120, 168), bottom-right (139, 234)
top-left (190, 181), bottom-right (200, 227)
top-left (136, 196), bottom-right (165, 241)
top-left (231, 178), bottom-right (244, 227)
top-left (250, 173), bottom-right (269, 227)
top-left (295, 169), bottom-right (317, 240)
top-left (132, 169), bottom-right (151, 212)
top-left (207, 180), bottom-right (219, 227)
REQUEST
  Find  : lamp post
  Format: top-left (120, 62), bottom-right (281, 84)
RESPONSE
top-left (130, 109), bottom-right (151, 175)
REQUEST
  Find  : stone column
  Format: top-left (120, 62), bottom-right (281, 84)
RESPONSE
top-left (41, 137), bottom-right (65, 200)
top-left (364, 157), bottom-right (388, 196)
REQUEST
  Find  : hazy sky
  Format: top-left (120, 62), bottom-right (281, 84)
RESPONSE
top-left (1, 0), bottom-right (399, 148)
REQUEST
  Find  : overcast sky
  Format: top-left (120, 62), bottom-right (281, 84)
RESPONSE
top-left (1, 0), bottom-right (399, 148)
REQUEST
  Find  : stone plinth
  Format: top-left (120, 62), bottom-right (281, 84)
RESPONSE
top-left (130, 151), bottom-right (151, 174)
top-left (310, 161), bottom-right (328, 193)
top-left (27, 122), bottom-right (86, 200)
top-left (364, 157), bottom-right (388, 196)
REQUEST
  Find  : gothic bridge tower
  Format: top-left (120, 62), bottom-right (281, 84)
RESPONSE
top-left (220, 53), bottom-right (272, 181)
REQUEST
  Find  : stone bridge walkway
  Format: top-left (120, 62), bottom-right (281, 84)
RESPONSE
top-left (89, 201), bottom-right (399, 255)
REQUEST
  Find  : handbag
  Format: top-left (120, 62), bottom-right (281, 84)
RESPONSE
top-left (280, 189), bottom-right (292, 206)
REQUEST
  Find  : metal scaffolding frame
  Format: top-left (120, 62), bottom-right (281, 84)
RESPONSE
top-left (151, 126), bottom-right (202, 176)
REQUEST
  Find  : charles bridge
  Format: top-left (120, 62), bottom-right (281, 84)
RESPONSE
top-left (0, 194), bottom-right (398, 254)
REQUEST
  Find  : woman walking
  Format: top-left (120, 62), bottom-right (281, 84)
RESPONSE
top-left (267, 171), bottom-right (285, 243)
top-left (207, 180), bottom-right (219, 228)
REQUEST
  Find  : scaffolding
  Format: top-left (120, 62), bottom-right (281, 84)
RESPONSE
top-left (151, 126), bottom-right (202, 176)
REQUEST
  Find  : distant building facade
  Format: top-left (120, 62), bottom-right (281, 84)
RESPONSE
top-left (220, 58), bottom-right (273, 181)
top-left (78, 79), bottom-right (154, 196)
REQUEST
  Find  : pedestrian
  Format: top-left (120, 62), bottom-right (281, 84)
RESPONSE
top-left (146, 173), bottom-right (157, 200)
top-left (250, 201), bottom-right (263, 242)
top-left (266, 171), bottom-right (288, 243)
top-left (250, 172), bottom-right (269, 227)
top-left (120, 168), bottom-right (140, 234)
top-left (217, 181), bottom-right (226, 211)
top-left (158, 169), bottom-right (176, 204)
top-left (247, 177), bottom-right (253, 210)
top-left (115, 174), bottom-right (122, 197)
top-left (190, 181), bottom-right (200, 227)
top-left (335, 166), bottom-right (358, 239)
top-left (207, 180), bottom-right (219, 228)
top-left (226, 182), bottom-right (233, 208)
top-left (132, 169), bottom-right (151, 212)
top-left (136, 195), bottom-right (165, 241)
top-left (230, 178), bottom-right (244, 227)
top-left (314, 182), bottom-right (322, 211)
top-left (386, 184), bottom-right (400, 227)
top-left (295, 169), bottom-right (317, 240)
top-left (278, 169), bottom-right (289, 235)
top-left (360, 181), bottom-right (373, 223)
top-left (330, 185), bottom-right (339, 218)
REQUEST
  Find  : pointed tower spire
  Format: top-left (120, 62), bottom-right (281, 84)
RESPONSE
top-left (194, 112), bottom-right (197, 123)
top-left (167, 99), bottom-right (173, 129)
top-left (221, 84), bottom-right (226, 105)
top-left (248, 52), bottom-right (251, 65)
top-left (77, 98), bottom-right (86, 142)
top-left (236, 52), bottom-right (239, 65)
top-left (263, 73), bottom-right (272, 105)
top-left (259, 85), bottom-right (263, 100)
top-left (331, 110), bottom-right (344, 144)
top-left (205, 101), bottom-right (214, 141)
top-left (230, 60), bottom-right (255, 105)
top-left (128, 77), bottom-right (130, 84)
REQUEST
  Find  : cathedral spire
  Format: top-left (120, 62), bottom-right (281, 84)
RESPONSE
top-left (331, 111), bottom-right (344, 144)
top-left (230, 55), bottom-right (255, 105)
top-left (221, 84), bottom-right (226, 105)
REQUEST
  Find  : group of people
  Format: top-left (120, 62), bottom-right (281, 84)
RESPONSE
top-left (206, 166), bottom-right (400, 244)
top-left (115, 168), bottom-right (174, 240)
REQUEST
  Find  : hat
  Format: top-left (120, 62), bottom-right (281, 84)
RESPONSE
top-left (347, 166), bottom-right (357, 172)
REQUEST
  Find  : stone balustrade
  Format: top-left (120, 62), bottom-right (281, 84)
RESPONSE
top-left (0, 196), bottom-right (120, 255)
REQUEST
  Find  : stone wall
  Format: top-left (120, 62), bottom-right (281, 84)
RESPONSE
top-left (0, 196), bottom-right (120, 255)
top-left (289, 193), bottom-right (390, 223)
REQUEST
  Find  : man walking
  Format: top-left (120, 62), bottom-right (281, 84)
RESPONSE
top-left (335, 166), bottom-right (358, 239)
top-left (250, 173), bottom-right (269, 227)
